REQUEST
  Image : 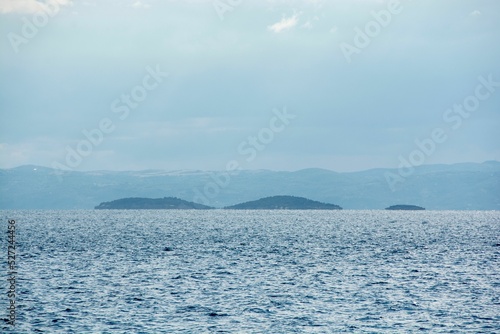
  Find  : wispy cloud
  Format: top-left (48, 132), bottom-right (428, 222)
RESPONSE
top-left (0, 0), bottom-right (71, 14)
top-left (130, 1), bottom-right (150, 9)
top-left (469, 10), bottom-right (481, 17)
top-left (268, 14), bottom-right (299, 33)
top-left (301, 15), bottom-right (319, 30)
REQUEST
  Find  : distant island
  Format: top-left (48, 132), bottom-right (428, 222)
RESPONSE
top-left (95, 197), bottom-right (214, 210)
top-left (385, 204), bottom-right (425, 211)
top-left (225, 195), bottom-right (342, 210)
top-left (94, 195), bottom-right (342, 210)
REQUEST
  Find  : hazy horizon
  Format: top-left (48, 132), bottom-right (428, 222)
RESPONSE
top-left (3, 159), bottom-right (500, 174)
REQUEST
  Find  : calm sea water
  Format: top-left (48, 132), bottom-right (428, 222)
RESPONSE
top-left (1, 210), bottom-right (499, 333)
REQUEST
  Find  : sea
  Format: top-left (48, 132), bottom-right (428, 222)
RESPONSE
top-left (1, 210), bottom-right (499, 333)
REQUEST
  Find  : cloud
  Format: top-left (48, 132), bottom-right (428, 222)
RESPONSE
top-left (268, 14), bottom-right (299, 33)
top-left (130, 1), bottom-right (150, 9)
top-left (469, 10), bottom-right (481, 17)
top-left (0, 0), bottom-right (71, 14)
top-left (301, 15), bottom-right (319, 29)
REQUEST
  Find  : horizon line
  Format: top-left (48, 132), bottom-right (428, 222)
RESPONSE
top-left (1, 160), bottom-right (499, 174)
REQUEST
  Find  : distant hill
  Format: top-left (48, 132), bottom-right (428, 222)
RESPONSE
top-left (225, 195), bottom-right (342, 210)
top-left (386, 204), bottom-right (425, 211)
top-left (95, 197), bottom-right (213, 210)
top-left (1, 161), bottom-right (499, 209)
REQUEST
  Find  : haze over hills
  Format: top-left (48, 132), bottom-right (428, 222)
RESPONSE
top-left (0, 161), bottom-right (499, 210)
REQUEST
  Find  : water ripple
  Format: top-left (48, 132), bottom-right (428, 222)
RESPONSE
top-left (0, 210), bottom-right (498, 333)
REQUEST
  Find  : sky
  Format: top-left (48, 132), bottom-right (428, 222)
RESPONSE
top-left (0, 0), bottom-right (499, 172)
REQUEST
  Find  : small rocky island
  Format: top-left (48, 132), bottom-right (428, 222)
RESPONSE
top-left (385, 204), bottom-right (425, 211)
top-left (95, 197), bottom-right (214, 210)
top-left (225, 195), bottom-right (342, 210)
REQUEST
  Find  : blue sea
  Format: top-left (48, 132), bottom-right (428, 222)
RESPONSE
top-left (1, 210), bottom-right (499, 333)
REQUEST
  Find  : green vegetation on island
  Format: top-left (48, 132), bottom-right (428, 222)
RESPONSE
top-left (94, 197), bottom-right (214, 210)
top-left (224, 195), bottom-right (342, 210)
top-left (385, 204), bottom-right (425, 211)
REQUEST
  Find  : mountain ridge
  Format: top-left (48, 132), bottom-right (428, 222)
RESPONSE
top-left (1, 161), bottom-right (499, 210)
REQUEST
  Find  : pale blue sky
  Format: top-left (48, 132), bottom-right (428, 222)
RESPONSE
top-left (1, 0), bottom-right (499, 172)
